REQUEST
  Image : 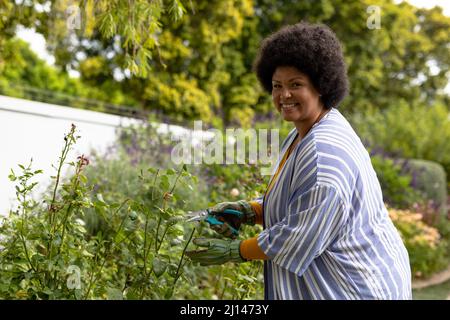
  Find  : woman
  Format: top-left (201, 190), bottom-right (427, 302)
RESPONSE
top-left (186, 22), bottom-right (412, 300)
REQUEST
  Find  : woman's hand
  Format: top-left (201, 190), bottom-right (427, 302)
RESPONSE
top-left (185, 238), bottom-right (246, 266)
top-left (207, 200), bottom-right (256, 238)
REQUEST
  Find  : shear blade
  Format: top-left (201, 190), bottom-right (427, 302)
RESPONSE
top-left (185, 210), bottom-right (208, 222)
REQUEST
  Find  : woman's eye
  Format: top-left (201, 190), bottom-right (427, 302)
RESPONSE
top-left (272, 84), bottom-right (281, 89)
top-left (292, 83), bottom-right (302, 87)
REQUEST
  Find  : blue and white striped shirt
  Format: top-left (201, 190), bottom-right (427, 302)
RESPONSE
top-left (256, 108), bottom-right (412, 300)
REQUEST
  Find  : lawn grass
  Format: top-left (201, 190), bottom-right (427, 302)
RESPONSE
top-left (412, 279), bottom-right (450, 300)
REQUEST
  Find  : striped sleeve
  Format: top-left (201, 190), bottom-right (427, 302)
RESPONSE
top-left (257, 184), bottom-right (348, 277)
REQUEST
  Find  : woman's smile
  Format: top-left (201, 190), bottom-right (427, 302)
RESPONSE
top-left (281, 103), bottom-right (299, 111)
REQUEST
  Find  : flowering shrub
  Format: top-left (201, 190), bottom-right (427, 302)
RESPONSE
top-left (389, 208), bottom-right (449, 278)
top-left (0, 125), bottom-right (202, 299)
top-left (0, 124), bottom-right (264, 299)
top-left (85, 125), bottom-right (265, 299)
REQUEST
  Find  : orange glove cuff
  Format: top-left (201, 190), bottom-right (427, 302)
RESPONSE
top-left (240, 236), bottom-right (268, 260)
top-left (249, 201), bottom-right (263, 225)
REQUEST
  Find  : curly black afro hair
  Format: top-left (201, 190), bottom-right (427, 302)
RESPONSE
top-left (253, 22), bottom-right (349, 109)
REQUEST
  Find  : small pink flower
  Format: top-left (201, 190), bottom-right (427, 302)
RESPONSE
top-left (77, 154), bottom-right (90, 167)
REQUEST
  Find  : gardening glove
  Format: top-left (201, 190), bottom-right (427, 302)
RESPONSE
top-left (185, 238), bottom-right (246, 266)
top-left (208, 200), bottom-right (256, 238)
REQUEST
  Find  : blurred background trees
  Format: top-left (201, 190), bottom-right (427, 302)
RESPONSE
top-left (1, 0), bottom-right (449, 126)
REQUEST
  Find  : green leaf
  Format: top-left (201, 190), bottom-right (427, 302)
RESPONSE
top-left (81, 249), bottom-right (95, 258)
top-left (26, 182), bottom-right (38, 191)
top-left (167, 263), bottom-right (179, 277)
top-left (110, 203), bottom-right (121, 209)
top-left (164, 287), bottom-right (174, 299)
top-left (152, 257), bottom-right (167, 277)
top-left (147, 185), bottom-right (162, 200)
top-left (27, 231), bottom-right (41, 240)
top-left (43, 287), bottom-right (54, 295)
top-left (74, 289), bottom-right (83, 300)
top-left (106, 287), bottom-right (123, 300)
top-left (114, 230), bottom-right (126, 244)
top-left (166, 168), bottom-right (176, 175)
top-left (147, 167), bottom-right (157, 174)
top-left (159, 175), bottom-right (170, 190)
top-left (170, 237), bottom-right (183, 247)
top-left (96, 193), bottom-right (105, 204)
top-left (166, 216), bottom-right (183, 227)
top-left (8, 169), bottom-right (16, 181)
top-left (155, 206), bottom-right (170, 220)
top-left (79, 174), bottom-right (88, 184)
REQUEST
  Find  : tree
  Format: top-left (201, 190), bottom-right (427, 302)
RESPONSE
top-left (1, 0), bottom-right (449, 125)
top-left (0, 37), bottom-right (130, 111)
top-left (253, 0), bottom-right (450, 112)
top-left (0, 0), bottom-right (188, 77)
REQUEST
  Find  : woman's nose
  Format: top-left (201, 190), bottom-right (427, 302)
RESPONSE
top-left (282, 88), bottom-right (292, 98)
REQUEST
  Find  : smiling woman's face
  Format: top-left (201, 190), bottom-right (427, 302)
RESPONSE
top-left (272, 66), bottom-right (325, 135)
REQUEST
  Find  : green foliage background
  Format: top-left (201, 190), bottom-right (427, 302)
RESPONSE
top-left (1, 0), bottom-right (449, 127)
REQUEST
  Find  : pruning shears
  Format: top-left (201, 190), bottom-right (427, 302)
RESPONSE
top-left (185, 208), bottom-right (243, 237)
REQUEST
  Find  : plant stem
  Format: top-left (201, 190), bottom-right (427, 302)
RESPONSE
top-left (48, 125), bottom-right (75, 225)
top-left (154, 217), bottom-right (162, 253)
top-left (219, 278), bottom-right (228, 300)
top-left (54, 159), bottom-right (83, 262)
top-left (113, 199), bottom-right (132, 234)
top-left (156, 224), bottom-right (169, 253)
top-left (143, 209), bottom-right (150, 278)
top-left (84, 245), bottom-right (110, 300)
top-left (143, 170), bottom-right (159, 277)
top-left (46, 126), bottom-right (77, 273)
top-left (169, 168), bottom-right (184, 194)
top-left (15, 162), bottom-right (38, 273)
top-left (170, 227), bottom-right (196, 296)
top-left (18, 233), bottom-right (37, 273)
top-left (82, 198), bottom-right (130, 299)
top-left (151, 169), bottom-right (160, 201)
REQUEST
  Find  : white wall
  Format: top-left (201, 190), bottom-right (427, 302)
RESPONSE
top-left (0, 95), bottom-right (211, 216)
top-left (0, 95), bottom-right (139, 215)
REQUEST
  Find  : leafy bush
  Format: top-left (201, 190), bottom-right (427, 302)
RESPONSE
top-left (0, 125), bottom-right (202, 299)
top-left (88, 123), bottom-right (265, 299)
top-left (348, 101), bottom-right (450, 185)
top-left (112, 119), bottom-right (270, 206)
top-left (399, 159), bottom-right (447, 222)
top-left (113, 122), bottom-right (270, 298)
top-left (370, 153), bottom-right (420, 209)
top-left (389, 208), bottom-right (449, 279)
